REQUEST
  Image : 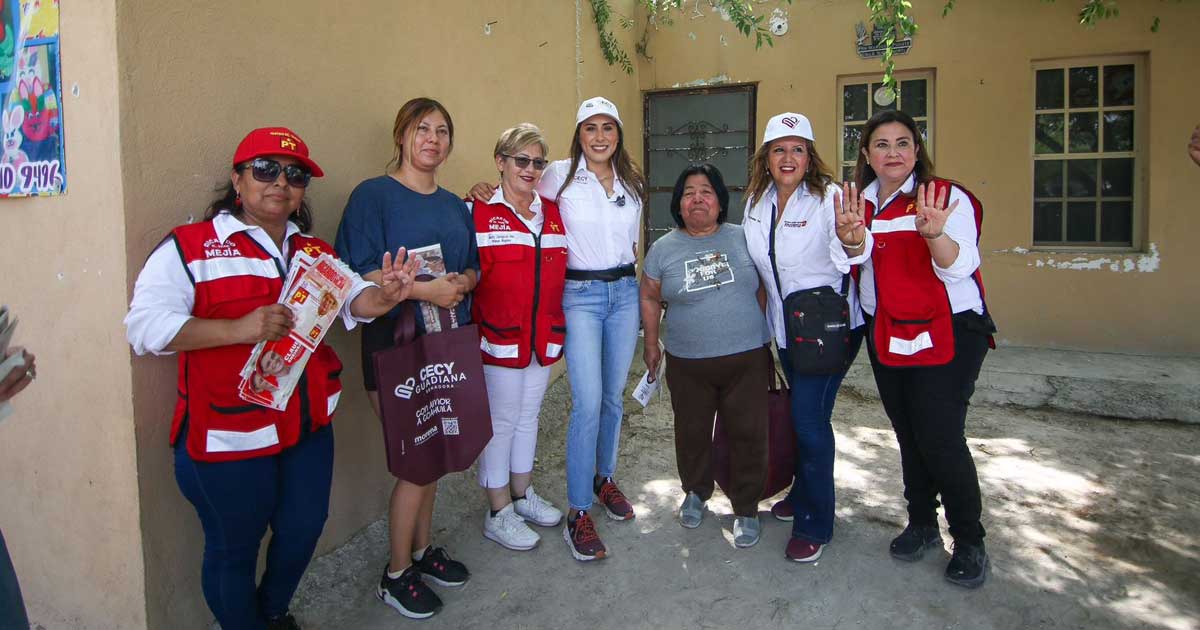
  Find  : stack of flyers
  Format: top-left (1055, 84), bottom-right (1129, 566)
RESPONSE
top-left (237, 253), bottom-right (356, 411)
top-left (409, 243), bottom-right (458, 333)
top-left (0, 305), bottom-right (26, 422)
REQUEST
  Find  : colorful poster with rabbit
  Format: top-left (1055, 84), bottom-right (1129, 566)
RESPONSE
top-left (0, 0), bottom-right (63, 197)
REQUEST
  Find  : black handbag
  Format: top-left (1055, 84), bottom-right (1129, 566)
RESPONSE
top-left (767, 205), bottom-right (854, 375)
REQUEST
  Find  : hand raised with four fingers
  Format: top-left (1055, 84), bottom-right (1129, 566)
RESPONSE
top-left (914, 182), bottom-right (959, 239)
top-left (379, 247), bottom-right (420, 304)
top-left (833, 181), bottom-right (867, 248)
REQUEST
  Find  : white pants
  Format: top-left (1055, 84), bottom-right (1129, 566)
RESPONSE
top-left (477, 361), bottom-right (553, 488)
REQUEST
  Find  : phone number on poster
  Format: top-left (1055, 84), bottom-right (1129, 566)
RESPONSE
top-left (0, 160), bottom-right (62, 194)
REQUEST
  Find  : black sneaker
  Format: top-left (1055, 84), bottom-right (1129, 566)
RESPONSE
top-left (415, 546), bottom-right (470, 587)
top-left (266, 613), bottom-right (302, 630)
top-left (889, 523), bottom-right (943, 561)
top-left (945, 541), bottom-right (989, 589)
top-left (377, 564), bottom-right (442, 619)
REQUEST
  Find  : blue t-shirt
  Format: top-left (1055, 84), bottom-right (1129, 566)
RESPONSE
top-left (335, 175), bottom-right (479, 328)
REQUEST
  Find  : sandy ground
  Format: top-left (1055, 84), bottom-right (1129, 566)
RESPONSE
top-left (290, 350), bottom-right (1200, 630)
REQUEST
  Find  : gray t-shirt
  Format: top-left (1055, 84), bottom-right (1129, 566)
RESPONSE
top-left (643, 223), bottom-right (769, 359)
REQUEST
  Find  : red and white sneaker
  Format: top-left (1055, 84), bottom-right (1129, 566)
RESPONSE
top-left (785, 537), bottom-right (824, 563)
top-left (563, 510), bottom-right (607, 561)
top-left (594, 476), bottom-right (635, 521)
top-left (771, 498), bottom-right (795, 522)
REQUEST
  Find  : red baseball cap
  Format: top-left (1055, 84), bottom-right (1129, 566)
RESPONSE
top-left (232, 127), bottom-right (325, 177)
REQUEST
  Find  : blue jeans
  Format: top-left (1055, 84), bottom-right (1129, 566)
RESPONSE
top-left (0, 527), bottom-right (28, 630)
top-left (778, 328), bottom-right (864, 544)
top-left (174, 426), bottom-right (334, 630)
top-left (563, 276), bottom-right (640, 511)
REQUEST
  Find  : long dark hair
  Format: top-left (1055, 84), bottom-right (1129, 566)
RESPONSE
top-left (853, 110), bottom-right (935, 191)
top-left (669, 163), bottom-right (729, 229)
top-left (745, 137), bottom-right (834, 208)
top-left (203, 179), bottom-right (314, 233)
top-left (390, 97), bottom-right (455, 170)
top-left (555, 121), bottom-right (647, 205)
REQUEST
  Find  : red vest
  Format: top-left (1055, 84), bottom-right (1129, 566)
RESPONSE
top-left (170, 221), bottom-right (344, 462)
top-left (863, 179), bottom-right (989, 367)
top-left (471, 196), bottom-right (568, 368)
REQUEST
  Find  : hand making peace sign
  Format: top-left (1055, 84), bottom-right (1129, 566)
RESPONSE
top-left (914, 182), bottom-right (959, 239)
top-left (833, 181), bottom-right (867, 248)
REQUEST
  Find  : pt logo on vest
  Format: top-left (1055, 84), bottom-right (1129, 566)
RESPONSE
top-left (302, 243), bottom-right (325, 257)
top-left (548, 220), bottom-right (561, 233)
top-left (906, 202), bottom-right (916, 214)
top-left (488, 216), bottom-right (512, 231)
top-left (203, 237), bottom-right (242, 258)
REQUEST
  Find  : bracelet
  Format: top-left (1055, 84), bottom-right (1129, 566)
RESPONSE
top-left (843, 237), bottom-right (866, 250)
top-left (922, 231), bottom-right (944, 240)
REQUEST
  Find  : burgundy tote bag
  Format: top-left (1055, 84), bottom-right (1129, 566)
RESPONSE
top-left (373, 307), bottom-right (492, 485)
top-left (712, 352), bottom-right (794, 500)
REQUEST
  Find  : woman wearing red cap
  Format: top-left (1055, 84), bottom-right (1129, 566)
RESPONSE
top-left (125, 127), bottom-right (418, 630)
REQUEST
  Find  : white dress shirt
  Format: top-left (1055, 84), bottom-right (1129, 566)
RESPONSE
top-left (486, 184), bottom-right (544, 234)
top-left (743, 182), bottom-right (872, 349)
top-left (125, 212), bottom-right (376, 357)
top-left (537, 159), bottom-right (641, 270)
top-left (857, 174), bottom-right (983, 316)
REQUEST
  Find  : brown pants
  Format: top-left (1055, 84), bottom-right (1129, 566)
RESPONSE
top-left (665, 346), bottom-right (769, 517)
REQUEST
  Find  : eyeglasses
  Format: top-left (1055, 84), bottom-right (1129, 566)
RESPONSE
top-left (240, 158), bottom-right (312, 188)
top-left (500, 154), bottom-right (548, 171)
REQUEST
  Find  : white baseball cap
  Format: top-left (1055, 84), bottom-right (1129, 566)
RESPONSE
top-left (762, 112), bottom-right (814, 146)
top-left (576, 96), bottom-right (622, 127)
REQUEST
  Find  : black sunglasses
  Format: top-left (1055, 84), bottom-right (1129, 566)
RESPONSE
top-left (501, 154), bottom-right (548, 171)
top-left (240, 158), bottom-right (312, 188)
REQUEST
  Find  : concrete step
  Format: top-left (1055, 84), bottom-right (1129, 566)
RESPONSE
top-left (841, 345), bottom-right (1200, 423)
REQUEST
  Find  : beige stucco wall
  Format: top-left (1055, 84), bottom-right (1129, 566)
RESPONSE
top-left (638, 0), bottom-right (1200, 354)
top-left (0, 1), bottom-right (148, 629)
top-left (117, 1), bottom-right (639, 627)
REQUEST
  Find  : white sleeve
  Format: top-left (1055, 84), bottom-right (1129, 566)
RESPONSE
top-left (339, 274), bottom-right (379, 330)
top-left (932, 186), bottom-right (981, 282)
top-left (823, 191), bottom-right (874, 272)
top-left (536, 161), bottom-right (568, 199)
top-left (125, 239), bottom-right (195, 356)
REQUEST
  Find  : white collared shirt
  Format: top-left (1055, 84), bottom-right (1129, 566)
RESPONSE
top-left (537, 159), bottom-right (641, 270)
top-left (486, 185), bottom-right (545, 234)
top-left (858, 174), bottom-right (983, 316)
top-left (125, 211), bottom-right (376, 356)
top-left (743, 182), bottom-right (872, 348)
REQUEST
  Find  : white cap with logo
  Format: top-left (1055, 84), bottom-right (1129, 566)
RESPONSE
top-left (576, 96), bottom-right (623, 127)
top-left (761, 112), bottom-right (814, 146)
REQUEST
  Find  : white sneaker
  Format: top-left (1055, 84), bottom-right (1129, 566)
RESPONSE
top-left (513, 486), bottom-right (563, 527)
top-left (483, 504), bottom-right (540, 551)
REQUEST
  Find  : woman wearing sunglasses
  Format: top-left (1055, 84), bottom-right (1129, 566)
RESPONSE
top-left (470, 123), bottom-right (567, 552)
top-left (125, 126), bottom-right (419, 630)
top-left (470, 97), bottom-right (647, 562)
top-left (335, 98), bottom-right (477, 620)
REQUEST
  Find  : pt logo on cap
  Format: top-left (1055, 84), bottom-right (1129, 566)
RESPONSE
top-left (781, 116), bottom-right (800, 129)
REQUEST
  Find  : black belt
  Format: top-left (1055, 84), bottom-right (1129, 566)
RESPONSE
top-left (566, 264), bottom-right (636, 282)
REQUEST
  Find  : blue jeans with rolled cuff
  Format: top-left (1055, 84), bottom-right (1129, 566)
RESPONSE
top-left (174, 425), bottom-right (334, 630)
top-left (562, 276), bottom-right (641, 511)
top-left (778, 327), bottom-right (864, 544)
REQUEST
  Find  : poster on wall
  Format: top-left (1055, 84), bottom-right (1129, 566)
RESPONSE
top-left (0, 0), bottom-right (64, 197)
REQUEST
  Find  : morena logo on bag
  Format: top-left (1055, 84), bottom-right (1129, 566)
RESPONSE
top-left (393, 362), bottom-right (468, 399)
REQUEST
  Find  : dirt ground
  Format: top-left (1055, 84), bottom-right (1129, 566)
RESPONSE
top-left (291, 350), bottom-right (1200, 630)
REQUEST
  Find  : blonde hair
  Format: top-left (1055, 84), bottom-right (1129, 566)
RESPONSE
top-left (493, 123), bottom-right (549, 160)
top-left (745, 138), bottom-right (834, 207)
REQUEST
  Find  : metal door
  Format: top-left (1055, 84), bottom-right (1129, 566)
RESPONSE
top-left (643, 85), bottom-right (757, 247)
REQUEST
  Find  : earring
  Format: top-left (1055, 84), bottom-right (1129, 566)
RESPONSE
top-left (234, 191), bottom-right (242, 207)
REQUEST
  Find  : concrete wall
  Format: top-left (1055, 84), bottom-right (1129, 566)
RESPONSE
top-left (637, 0), bottom-right (1200, 354)
top-left (116, 1), bottom-right (639, 627)
top-left (0, 1), bottom-right (147, 628)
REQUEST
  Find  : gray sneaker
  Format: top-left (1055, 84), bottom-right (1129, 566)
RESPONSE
top-left (733, 516), bottom-right (761, 548)
top-left (678, 492), bottom-right (704, 529)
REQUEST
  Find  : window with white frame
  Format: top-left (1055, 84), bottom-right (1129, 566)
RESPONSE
top-left (1032, 57), bottom-right (1141, 248)
top-left (838, 71), bottom-right (934, 184)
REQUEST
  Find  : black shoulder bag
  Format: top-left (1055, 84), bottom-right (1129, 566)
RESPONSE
top-left (767, 204), bottom-right (854, 375)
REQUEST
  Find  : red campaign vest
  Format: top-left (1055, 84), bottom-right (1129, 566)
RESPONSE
top-left (169, 221), bottom-right (344, 462)
top-left (470, 196), bottom-right (568, 368)
top-left (863, 179), bottom-right (989, 367)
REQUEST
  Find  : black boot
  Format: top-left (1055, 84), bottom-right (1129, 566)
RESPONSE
top-left (889, 523), bottom-right (943, 561)
top-left (944, 541), bottom-right (989, 589)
